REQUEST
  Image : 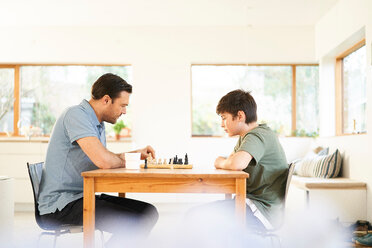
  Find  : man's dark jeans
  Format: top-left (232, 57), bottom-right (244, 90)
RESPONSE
top-left (40, 194), bottom-right (158, 247)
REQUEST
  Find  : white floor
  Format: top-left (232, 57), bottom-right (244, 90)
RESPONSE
top-left (6, 202), bottom-right (202, 248)
top-left (3, 201), bottom-right (353, 248)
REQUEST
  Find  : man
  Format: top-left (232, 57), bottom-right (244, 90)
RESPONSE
top-left (214, 89), bottom-right (289, 230)
top-left (38, 73), bottom-right (158, 247)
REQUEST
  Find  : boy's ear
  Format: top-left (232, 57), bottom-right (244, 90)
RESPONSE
top-left (237, 110), bottom-right (246, 122)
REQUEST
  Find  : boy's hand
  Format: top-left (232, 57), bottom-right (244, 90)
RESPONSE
top-left (214, 156), bottom-right (226, 169)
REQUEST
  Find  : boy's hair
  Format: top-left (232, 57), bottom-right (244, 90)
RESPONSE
top-left (91, 73), bottom-right (132, 102)
top-left (216, 89), bottom-right (257, 124)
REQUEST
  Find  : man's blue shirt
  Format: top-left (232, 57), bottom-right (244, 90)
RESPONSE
top-left (38, 100), bottom-right (106, 215)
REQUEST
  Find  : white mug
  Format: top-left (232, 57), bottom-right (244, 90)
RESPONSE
top-left (124, 153), bottom-right (141, 169)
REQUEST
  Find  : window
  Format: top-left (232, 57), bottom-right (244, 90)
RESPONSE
top-left (0, 65), bottom-right (132, 137)
top-left (192, 65), bottom-right (319, 137)
top-left (295, 66), bottom-right (319, 136)
top-left (336, 40), bottom-right (366, 135)
top-left (0, 67), bottom-right (15, 135)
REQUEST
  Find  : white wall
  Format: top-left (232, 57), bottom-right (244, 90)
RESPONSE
top-left (0, 25), bottom-right (316, 164)
top-left (315, 0), bottom-right (372, 220)
top-left (0, 25), bottom-right (316, 205)
top-left (1, 0), bottom-right (370, 222)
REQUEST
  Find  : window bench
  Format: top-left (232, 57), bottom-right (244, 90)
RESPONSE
top-left (286, 175), bottom-right (367, 223)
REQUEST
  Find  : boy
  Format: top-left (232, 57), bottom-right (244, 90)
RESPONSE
top-left (214, 89), bottom-right (288, 230)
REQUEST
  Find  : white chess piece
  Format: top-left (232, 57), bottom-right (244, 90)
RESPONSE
top-left (147, 154), bottom-right (153, 164)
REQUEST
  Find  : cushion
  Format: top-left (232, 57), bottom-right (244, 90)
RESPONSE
top-left (295, 149), bottom-right (342, 178)
top-left (313, 146), bottom-right (324, 154)
top-left (317, 147), bottom-right (329, 156)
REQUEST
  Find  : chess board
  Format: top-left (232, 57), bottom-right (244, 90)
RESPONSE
top-left (140, 163), bottom-right (193, 169)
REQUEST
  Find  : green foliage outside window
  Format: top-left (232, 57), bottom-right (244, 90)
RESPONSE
top-left (343, 45), bottom-right (366, 134)
top-left (0, 68), bottom-right (15, 133)
top-left (20, 65), bottom-right (132, 135)
top-left (192, 65), bottom-right (319, 137)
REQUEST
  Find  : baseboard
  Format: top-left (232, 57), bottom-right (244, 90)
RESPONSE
top-left (15, 203), bottom-right (34, 212)
top-left (14, 193), bottom-right (226, 213)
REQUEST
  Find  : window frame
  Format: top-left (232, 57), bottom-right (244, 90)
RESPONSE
top-left (335, 39), bottom-right (366, 136)
top-left (191, 64), bottom-right (319, 137)
top-left (0, 63), bottom-right (130, 137)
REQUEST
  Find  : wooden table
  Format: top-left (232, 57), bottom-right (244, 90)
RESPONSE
top-left (82, 168), bottom-right (249, 248)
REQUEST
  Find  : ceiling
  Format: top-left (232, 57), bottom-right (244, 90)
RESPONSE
top-left (0, 0), bottom-right (340, 27)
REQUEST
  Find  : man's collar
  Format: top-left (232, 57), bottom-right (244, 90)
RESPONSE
top-left (80, 99), bottom-right (103, 128)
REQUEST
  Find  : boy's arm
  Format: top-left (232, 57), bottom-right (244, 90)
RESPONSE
top-left (214, 151), bottom-right (252, 171)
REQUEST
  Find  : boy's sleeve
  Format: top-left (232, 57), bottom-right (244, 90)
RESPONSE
top-left (63, 108), bottom-right (98, 144)
top-left (233, 138), bottom-right (240, 153)
top-left (236, 133), bottom-right (265, 166)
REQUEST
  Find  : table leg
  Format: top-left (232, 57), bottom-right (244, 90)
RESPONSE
top-left (83, 177), bottom-right (95, 248)
top-left (235, 178), bottom-right (246, 225)
top-left (118, 193), bottom-right (126, 198)
top-left (225, 193), bottom-right (232, 200)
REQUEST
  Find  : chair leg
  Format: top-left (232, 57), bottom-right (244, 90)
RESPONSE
top-left (37, 233), bottom-right (43, 248)
top-left (52, 230), bottom-right (60, 248)
top-left (270, 235), bottom-right (281, 248)
top-left (52, 235), bottom-right (58, 248)
top-left (38, 232), bottom-right (59, 248)
top-left (100, 230), bottom-right (105, 248)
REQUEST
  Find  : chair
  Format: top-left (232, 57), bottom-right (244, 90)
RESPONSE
top-left (27, 162), bottom-right (104, 248)
top-left (259, 163), bottom-right (296, 247)
top-left (283, 162), bottom-right (296, 209)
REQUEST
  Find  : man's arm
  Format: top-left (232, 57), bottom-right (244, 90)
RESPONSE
top-left (214, 151), bottom-right (252, 171)
top-left (77, 136), bottom-right (125, 169)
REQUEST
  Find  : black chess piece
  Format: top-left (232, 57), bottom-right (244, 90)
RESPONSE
top-left (144, 158), bottom-right (148, 169)
top-left (184, 153), bottom-right (188, 165)
top-left (169, 158), bottom-right (172, 164)
top-left (174, 155), bottom-right (178, 164)
top-left (179, 158), bottom-right (183, 164)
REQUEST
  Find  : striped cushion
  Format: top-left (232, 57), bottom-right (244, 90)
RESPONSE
top-left (295, 149), bottom-right (342, 178)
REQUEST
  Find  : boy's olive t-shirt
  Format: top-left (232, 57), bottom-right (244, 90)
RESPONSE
top-left (234, 124), bottom-right (288, 226)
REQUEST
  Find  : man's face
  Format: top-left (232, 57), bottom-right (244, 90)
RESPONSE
top-left (220, 112), bottom-right (240, 137)
top-left (104, 91), bottom-right (130, 124)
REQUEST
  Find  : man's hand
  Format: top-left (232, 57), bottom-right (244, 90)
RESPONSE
top-left (118, 153), bottom-right (126, 168)
top-left (214, 156), bottom-right (226, 169)
top-left (135, 145), bottom-right (156, 160)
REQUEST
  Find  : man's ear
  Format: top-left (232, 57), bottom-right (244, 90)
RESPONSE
top-left (102, 95), bottom-right (111, 105)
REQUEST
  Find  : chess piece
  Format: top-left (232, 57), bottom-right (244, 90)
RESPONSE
top-left (158, 158), bottom-right (162, 164)
top-left (174, 155), bottom-right (178, 164)
top-left (178, 158), bottom-right (183, 164)
top-left (148, 154), bottom-right (153, 164)
top-left (169, 158), bottom-right (172, 164)
top-left (185, 153), bottom-right (188, 165)
top-left (144, 158), bottom-right (148, 169)
top-left (163, 158), bottom-right (167, 164)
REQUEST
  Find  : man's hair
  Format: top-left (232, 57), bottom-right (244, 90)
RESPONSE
top-left (216, 89), bottom-right (257, 124)
top-left (91, 73), bottom-right (132, 101)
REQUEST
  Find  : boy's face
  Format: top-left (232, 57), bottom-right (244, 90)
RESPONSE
top-left (220, 112), bottom-right (241, 136)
